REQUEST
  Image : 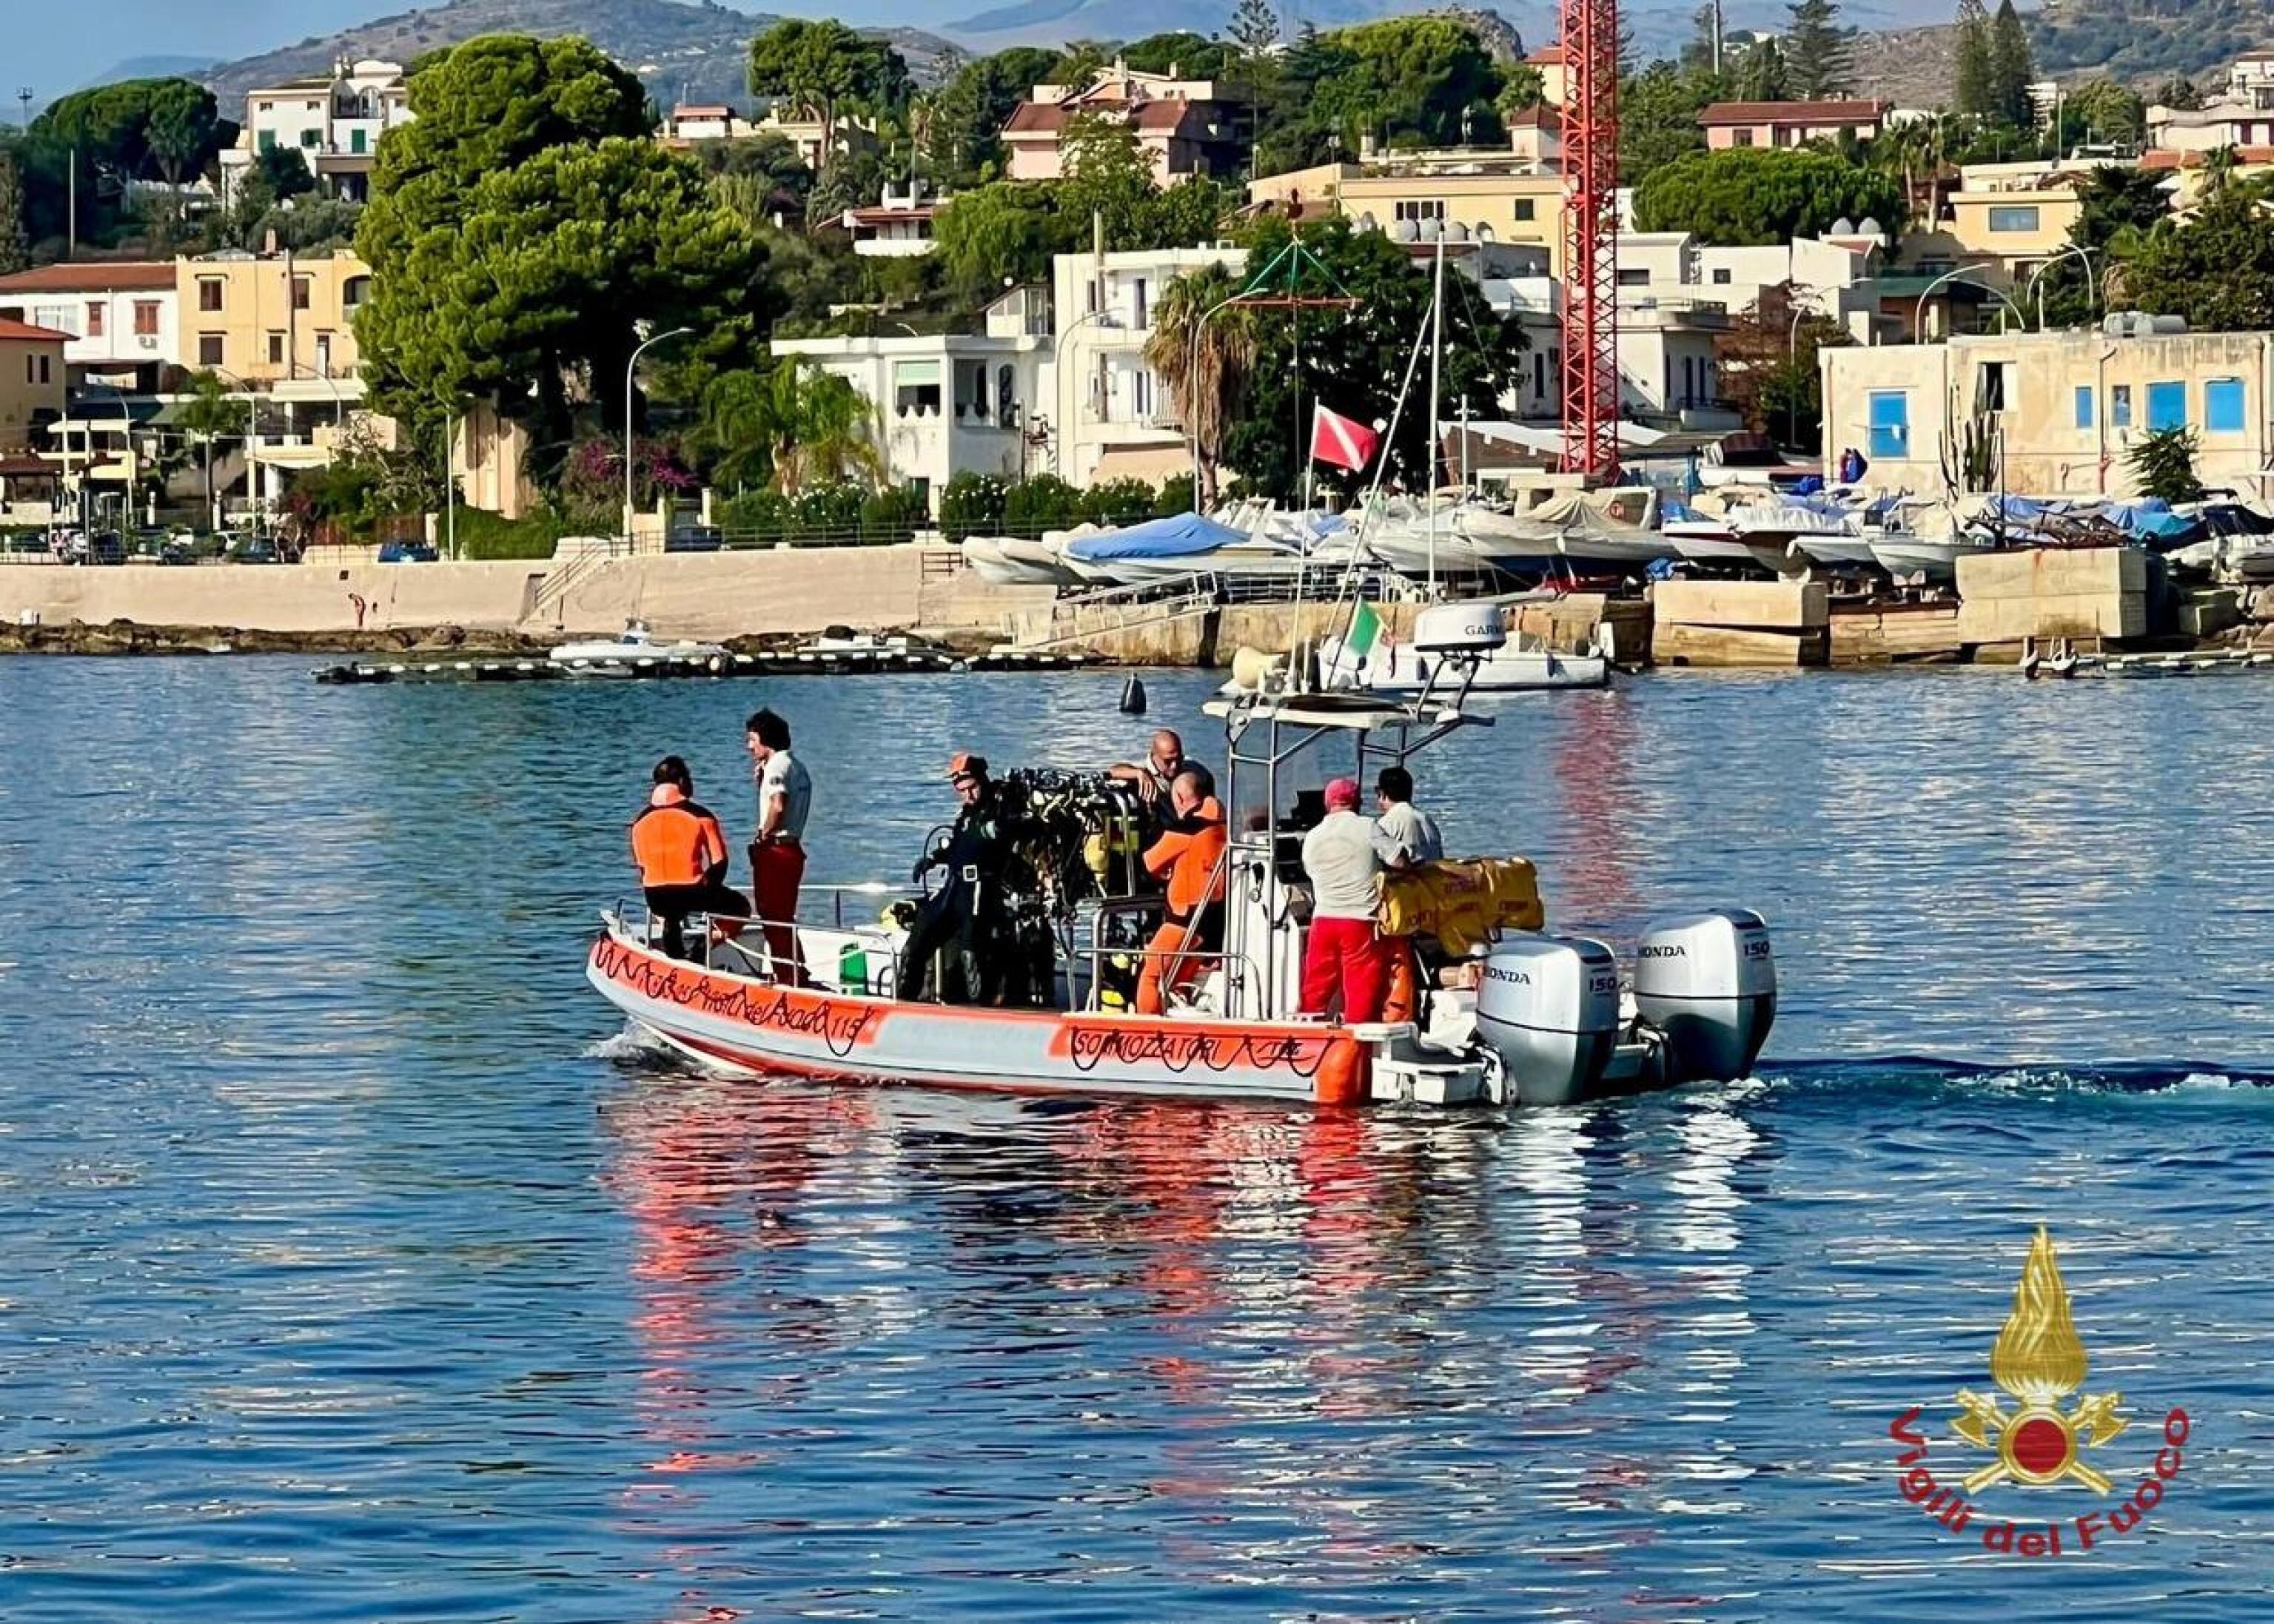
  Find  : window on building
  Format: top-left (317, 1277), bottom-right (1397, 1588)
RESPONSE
top-left (315, 333), bottom-right (334, 378)
top-left (351, 128), bottom-right (367, 154)
top-left (301, 130), bottom-right (320, 149)
top-left (266, 332), bottom-right (286, 366)
top-left (36, 354), bottom-right (51, 384)
top-left (343, 275), bottom-right (372, 310)
top-left (1867, 389), bottom-right (1909, 459)
top-left (1711, 267), bottom-right (1732, 285)
top-left (198, 333), bottom-right (224, 366)
top-left (258, 130), bottom-right (277, 152)
top-left (85, 302), bottom-right (104, 338)
top-left (1533, 352), bottom-right (1546, 399)
top-left (31, 302), bottom-right (75, 334)
top-left (198, 279), bottom-right (224, 312)
top-left (893, 358), bottom-right (942, 415)
top-left (1733, 128), bottom-right (1755, 147)
top-left (1988, 205), bottom-right (2041, 233)
top-left (2111, 384), bottom-right (2133, 429)
top-left (2147, 380), bottom-right (2187, 431)
top-left (1132, 369), bottom-right (1154, 420)
top-left (1393, 199), bottom-right (1446, 222)
top-left (2074, 386), bottom-right (2094, 429)
top-left (1974, 360), bottom-right (2016, 413)
top-left (292, 276), bottom-right (312, 312)
top-left (1131, 277), bottom-right (1147, 329)
top-left (2206, 377), bottom-right (2246, 432)
top-left (1512, 199), bottom-right (1536, 222)
top-left (133, 301), bottom-right (159, 336)
top-left (1617, 267), bottom-right (1650, 286)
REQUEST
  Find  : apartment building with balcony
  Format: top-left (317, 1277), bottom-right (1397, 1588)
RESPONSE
top-left (0, 262), bottom-right (180, 391)
top-left (770, 286), bottom-right (1055, 509)
top-left (1003, 61), bottom-right (1245, 186)
top-left (215, 58), bottom-right (412, 204)
top-left (1049, 246), bottom-right (1246, 487)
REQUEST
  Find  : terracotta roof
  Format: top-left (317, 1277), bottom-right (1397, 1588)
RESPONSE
top-left (1698, 99), bottom-right (1888, 125)
top-left (0, 261), bottom-right (175, 294)
top-left (0, 452), bottom-right (56, 477)
top-left (1526, 44), bottom-right (1565, 64)
top-left (0, 316), bottom-right (74, 343)
top-left (845, 206), bottom-right (938, 226)
top-left (1004, 101), bottom-right (1069, 135)
top-left (1506, 105), bottom-right (1561, 132)
top-left (1135, 101), bottom-right (1197, 132)
top-left (673, 104), bottom-right (735, 118)
top-left (2140, 146), bottom-right (2274, 170)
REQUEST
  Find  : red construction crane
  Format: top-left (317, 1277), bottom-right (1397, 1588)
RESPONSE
top-left (1557, 0), bottom-right (1620, 483)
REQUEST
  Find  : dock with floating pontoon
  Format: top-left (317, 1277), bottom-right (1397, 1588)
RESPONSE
top-left (312, 647), bottom-right (1091, 685)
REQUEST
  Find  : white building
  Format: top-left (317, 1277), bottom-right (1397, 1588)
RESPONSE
top-left (1620, 229), bottom-right (1888, 343)
top-left (216, 58), bottom-right (412, 204)
top-left (1050, 246), bottom-right (1245, 487)
top-left (770, 286), bottom-right (1053, 510)
top-left (0, 262), bottom-right (180, 392)
top-left (841, 186), bottom-right (941, 257)
top-left (659, 104), bottom-right (755, 144)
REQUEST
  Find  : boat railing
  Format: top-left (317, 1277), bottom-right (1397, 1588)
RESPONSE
top-left (1081, 894), bottom-right (1241, 1014)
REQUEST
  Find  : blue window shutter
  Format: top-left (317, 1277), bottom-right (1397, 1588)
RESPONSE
top-left (1867, 390), bottom-right (1909, 459)
top-left (2205, 378), bottom-right (2245, 433)
top-left (2074, 386), bottom-right (2094, 429)
top-left (2146, 380), bottom-right (2187, 432)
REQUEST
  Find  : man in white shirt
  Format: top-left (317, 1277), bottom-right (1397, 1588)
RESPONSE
top-left (1300, 776), bottom-right (1390, 1022)
top-left (1372, 765), bottom-right (1443, 868)
top-left (745, 707), bottom-right (814, 986)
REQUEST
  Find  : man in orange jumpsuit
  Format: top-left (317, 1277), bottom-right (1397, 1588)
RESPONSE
top-left (1136, 765), bottom-right (1227, 1016)
top-left (631, 756), bottom-right (747, 959)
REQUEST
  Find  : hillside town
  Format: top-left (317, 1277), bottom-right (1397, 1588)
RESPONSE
top-left (0, 3), bottom-right (2271, 665)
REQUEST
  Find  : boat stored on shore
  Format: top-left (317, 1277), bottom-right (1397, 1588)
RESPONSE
top-left (588, 609), bottom-right (1771, 1107)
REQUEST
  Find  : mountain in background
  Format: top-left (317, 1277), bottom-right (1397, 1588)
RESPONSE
top-left (2031, 0), bottom-right (2266, 84)
top-left (192, 0), bottom-right (960, 109)
top-left (80, 54), bottom-right (215, 90)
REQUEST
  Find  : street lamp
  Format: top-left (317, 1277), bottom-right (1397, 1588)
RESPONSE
top-left (1911, 267), bottom-right (2028, 342)
top-left (1051, 308), bottom-right (1119, 478)
top-left (625, 326), bottom-right (693, 549)
top-left (2023, 244), bottom-right (2099, 330)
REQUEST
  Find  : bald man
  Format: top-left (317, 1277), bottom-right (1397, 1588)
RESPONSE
top-left (1107, 728), bottom-right (1185, 806)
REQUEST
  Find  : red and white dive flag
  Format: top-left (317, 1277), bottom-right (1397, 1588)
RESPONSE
top-left (1309, 403), bottom-right (1381, 472)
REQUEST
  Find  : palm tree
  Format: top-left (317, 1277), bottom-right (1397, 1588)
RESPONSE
top-left (2201, 142), bottom-right (2239, 200)
top-left (700, 360), bottom-right (885, 495)
top-left (1146, 264), bottom-right (1254, 508)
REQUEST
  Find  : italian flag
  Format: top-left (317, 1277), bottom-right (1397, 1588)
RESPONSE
top-left (1346, 600), bottom-right (1383, 662)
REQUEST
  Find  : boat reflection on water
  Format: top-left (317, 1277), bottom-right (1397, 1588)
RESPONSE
top-left (592, 1062), bottom-right (1781, 1617)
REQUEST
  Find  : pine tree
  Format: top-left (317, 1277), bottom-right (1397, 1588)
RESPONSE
top-left (1227, 0), bottom-right (1279, 57)
top-left (0, 152), bottom-right (25, 276)
top-left (1953, 0), bottom-right (1993, 121)
top-left (1988, 0), bottom-right (2035, 128)
top-left (1784, 0), bottom-right (1854, 100)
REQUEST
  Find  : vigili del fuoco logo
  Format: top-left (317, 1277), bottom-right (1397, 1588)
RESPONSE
top-left (1888, 1227), bottom-right (2191, 1556)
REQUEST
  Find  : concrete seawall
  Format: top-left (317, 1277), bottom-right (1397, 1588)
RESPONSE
top-left (0, 546), bottom-right (1056, 642)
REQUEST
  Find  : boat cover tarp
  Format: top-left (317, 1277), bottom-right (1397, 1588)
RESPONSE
top-left (1063, 512), bottom-right (1247, 563)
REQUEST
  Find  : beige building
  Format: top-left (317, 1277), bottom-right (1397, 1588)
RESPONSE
top-left (216, 58), bottom-right (411, 204)
top-left (1700, 98), bottom-right (1888, 150)
top-left (1328, 155), bottom-right (1569, 272)
top-left (1822, 325), bottom-right (2274, 500)
top-left (1003, 61), bottom-right (1244, 186)
top-left (0, 317), bottom-right (69, 449)
top-left (1936, 161), bottom-right (2089, 282)
top-left (1523, 44), bottom-right (1566, 111)
top-left (177, 249), bottom-right (371, 386)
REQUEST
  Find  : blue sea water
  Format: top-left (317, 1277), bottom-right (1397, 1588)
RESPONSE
top-left (0, 656), bottom-right (2270, 1622)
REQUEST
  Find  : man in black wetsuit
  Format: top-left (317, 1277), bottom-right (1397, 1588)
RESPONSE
top-left (896, 753), bottom-right (1011, 1004)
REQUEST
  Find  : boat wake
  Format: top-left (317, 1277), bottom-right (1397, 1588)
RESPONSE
top-left (1754, 1056), bottom-right (2274, 1100)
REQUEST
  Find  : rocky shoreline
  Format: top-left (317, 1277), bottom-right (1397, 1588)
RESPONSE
top-left (0, 618), bottom-right (1005, 660)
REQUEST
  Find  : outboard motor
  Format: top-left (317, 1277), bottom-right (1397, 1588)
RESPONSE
top-left (1475, 932), bottom-right (1622, 1106)
top-left (1632, 910), bottom-right (1777, 1082)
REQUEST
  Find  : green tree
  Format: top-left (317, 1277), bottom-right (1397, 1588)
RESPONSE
top-left (1120, 33), bottom-right (1235, 78)
top-left (695, 362), bottom-right (884, 494)
top-left (1062, 111), bottom-right (1158, 237)
top-left (2124, 186), bottom-right (2274, 332)
top-left (0, 152), bottom-right (26, 275)
top-left (1731, 38), bottom-right (1788, 102)
top-left (2036, 165), bottom-right (2168, 326)
top-left (2128, 426), bottom-right (2204, 503)
top-left (1953, 0), bottom-right (1994, 122)
top-left (1714, 281), bottom-right (1848, 450)
top-left (1218, 218), bottom-right (1520, 501)
top-left (1495, 65), bottom-right (1547, 118)
top-left (1145, 263), bottom-right (1255, 506)
top-left (1987, 0), bottom-right (2036, 130)
top-left (746, 20), bottom-right (910, 168)
top-left (2067, 78), bottom-right (2145, 145)
top-left (2154, 76), bottom-right (2204, 113)
top-left (361, 136), bottom-right (768, 454)
top-left (931, 182), bottom-right (1077, 303)
top-left (1620, 61), bottom-right (1714, 181)
top-left (1227, 0), bottom-right (1281, 176)
top-left (1783, 0), bottom-right (1854, 99)
top-left (178, 370), bottom-right (254, 528)
top-left (924, 46), bottom-right (1061, 183)
top-left (244, 146), bottom-right (318, 208)
top-left (1306, 18), bottom-right (1504, 153)
top-left (1633, 147), bottom-right (1905, 244)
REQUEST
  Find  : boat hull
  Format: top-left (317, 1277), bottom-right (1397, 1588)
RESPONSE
top-left (587, 927), bottom-right (1370, 1106)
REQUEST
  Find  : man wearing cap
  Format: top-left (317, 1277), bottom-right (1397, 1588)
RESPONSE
top-left (1299, 776), bottom-right (1390, 1023)
top-left (898, 754), bottom-right (1009, 1003)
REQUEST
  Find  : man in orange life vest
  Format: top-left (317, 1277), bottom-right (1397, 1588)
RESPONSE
top-left (1136, 765), bottom-right (1227, 1016)
top-left (631, 756), bottom-right (749, 960)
